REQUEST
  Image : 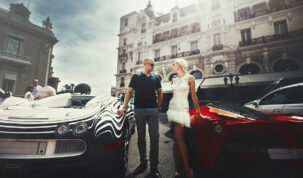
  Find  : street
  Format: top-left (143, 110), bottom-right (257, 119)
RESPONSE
top-left (126, 113), bottom-right (176, 178)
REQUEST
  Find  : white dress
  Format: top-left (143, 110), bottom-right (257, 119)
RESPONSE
top-left (167, 74), bottom-right (191, 127)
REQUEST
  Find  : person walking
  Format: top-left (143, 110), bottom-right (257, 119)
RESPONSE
top-left (39, 77), bottom-right (60, 99)
top-left (24, 85), bottom-right (34, 101)
top-left (167, 58), bottom-right (206, 178)
top-left (117, 57), bottom-right (163, 178)
top-left (32, 79), bottom-right (42, 99)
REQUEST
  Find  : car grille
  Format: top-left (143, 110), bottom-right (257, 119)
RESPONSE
top-left (55, 140), bottom-right (86, 154)
top-left (0, 139), bottom-right (86, 159)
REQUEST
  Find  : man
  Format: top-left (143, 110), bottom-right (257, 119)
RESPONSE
top-left (32, 79), bottom-right (42, 99)
top-left (118, 57), bottom-right (163, 178)
top-left (39, 77), bottom-right (60, 99)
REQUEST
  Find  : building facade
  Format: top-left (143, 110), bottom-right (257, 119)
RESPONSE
top-left (0, 3), bottom-right (58, 96)
top-left (114, 0), bottom-right (303, 104)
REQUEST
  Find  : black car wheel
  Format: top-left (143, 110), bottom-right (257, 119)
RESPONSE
top-left (119, 123), bottom-right (129, 177)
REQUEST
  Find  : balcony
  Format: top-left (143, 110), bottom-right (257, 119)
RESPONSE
top-left (212, 44), bottom-right (224, 51)
top-left (0, 50), bottom-right (31, 65)
top-left (120, 69), bottom-right (127, 73)
top-left (136, 60), bottom-right (142, 65)
top-left (119, 53), bottom-right (128, 58)
top-left (239, 29), bottom-right (303, 47)
top-left (170, 34), bottom-right (178, 39)
top-left (153, 28), bottom-right (201, 44)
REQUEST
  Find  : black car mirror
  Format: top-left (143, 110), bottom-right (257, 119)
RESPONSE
top-left (252, 101), bottom-right (258, 108)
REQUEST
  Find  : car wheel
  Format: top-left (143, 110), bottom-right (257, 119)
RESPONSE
top-left (119, 123), bottom-right (129, 177)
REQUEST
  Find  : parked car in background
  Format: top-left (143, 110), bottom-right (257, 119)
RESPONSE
top-left (188, 101), bottom-right (303, 178)
top-left (0, 93), bottom-right (135, 178)
top-left (245, 83), bottom-right (303, 114)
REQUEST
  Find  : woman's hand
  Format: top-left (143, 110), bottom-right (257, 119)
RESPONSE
top-left (117, 108), bottom-right (126, 116)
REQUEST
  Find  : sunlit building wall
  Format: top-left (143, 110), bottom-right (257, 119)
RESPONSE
top-left (115, 0), bottom-right (303, 99)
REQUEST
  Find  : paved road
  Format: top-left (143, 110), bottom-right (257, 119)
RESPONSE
top-left (125, 113), bottom-right (177, 178)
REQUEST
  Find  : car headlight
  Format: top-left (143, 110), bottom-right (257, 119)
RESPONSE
top-left (56, 123), bottom-right (70, 135)
top-left (73, 122), bottom-right (88, 136)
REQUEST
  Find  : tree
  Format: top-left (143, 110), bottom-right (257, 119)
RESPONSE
top-left (74, 83), bottom-right (91, 95)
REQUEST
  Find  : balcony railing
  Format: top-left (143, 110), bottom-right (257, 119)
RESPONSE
top-left (239, 29), bottom-right (303, 47)
top-left (119, 53), bottom-right (128, 58)
top-left (153, 29), bottom-right (201, 44)
top-left (236, 1), bottom-right (303, 22)
top-left (152, 50), bottom-right (200, 63)
top-left (212, 44), bottom-right (224, 51)
top-left (120, 69), bottom-right (127, 73)
top-left (136, 60), bottom-right (142, 65)
top-left (0, 50), bottom-right (31, 61)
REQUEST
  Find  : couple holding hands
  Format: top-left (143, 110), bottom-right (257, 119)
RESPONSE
top-left (118, 57), bottom-right (206, 178)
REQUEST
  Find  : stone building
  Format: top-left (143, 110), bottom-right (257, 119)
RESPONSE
top-left (0, 3), bottom-right (58, 96)
top-left (114, 0), bottom-right (303, 106)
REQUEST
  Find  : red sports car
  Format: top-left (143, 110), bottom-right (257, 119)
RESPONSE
top-left (187, 101), bottom-right (303, 178)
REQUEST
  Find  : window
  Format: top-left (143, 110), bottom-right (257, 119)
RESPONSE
top-left (211, 20), bottom-right (221, 27)
top-left (7, 36), bottom-right (22, 55)
top-left (214, 33), bottom-right (221, 45)
top-left (274, 20), bottom-right (288, 35)
top-left (173, 13), bottom-right (178, 23)
top-left (240, 28), bottom-right (252, 43)
top-left (122, 62), bottom-right (125, 70)
top-left (237, 7), bottom-right (250, 21)
top-left (141, 23), bottom-right (146, 33)
top-left (190, 41), bottom-right (198, 51)
top-left (260, 89), bottom-right (287, 105)
top-left (124, 19), bottom-right (128, 26)
top-left (120, 77), bottom-right (125, 87)
top-left (253, 2), bottom-right (267, 17)
top-left (285, 86), bottom-right (303, 104)
top-left (190, 23), bottom-right (200, 33)
top-left (191, 71), bottom-right (203, 79)
top-left (239, 64), bottom-right (260, 75)
top-left (171, 45), bottom-right (178, 56)
top-left (171, 28), bottom-right (178, 39)
top-left (138, 42), bottom-right (142, 47)
top-left (212, 0), bottom-right (220, 10)
top-left (154, 49), bottom-right (160, 58)
top-left (123, 38), bottom-right (127, 46)
top-left (2, 73), bottom-right (17, 93)
top-left (138, 52), bottom-right (142, 61)
top-left (214, 64), bottom-right (224, 73)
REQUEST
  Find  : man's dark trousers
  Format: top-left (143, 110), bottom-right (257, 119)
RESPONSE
top-left (134, 108), bottom-right (159, 170)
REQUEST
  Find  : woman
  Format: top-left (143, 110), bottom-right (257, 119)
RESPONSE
top-left (167, 58), bottom-right (205, 178)
top-left (24, 85), bottom-right (34, 101)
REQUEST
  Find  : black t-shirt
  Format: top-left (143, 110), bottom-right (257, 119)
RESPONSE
top-left (129, 72), bottom-right (162, 108)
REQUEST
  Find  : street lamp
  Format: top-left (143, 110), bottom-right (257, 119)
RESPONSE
top-left (223, 73), bottom-right (240, 86)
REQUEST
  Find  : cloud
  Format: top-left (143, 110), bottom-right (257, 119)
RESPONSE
top-left (1, 0), bottom-right (196, 95)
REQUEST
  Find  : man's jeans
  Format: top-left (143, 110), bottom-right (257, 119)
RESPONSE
top-left (134, 108), bottom-right (159, 170)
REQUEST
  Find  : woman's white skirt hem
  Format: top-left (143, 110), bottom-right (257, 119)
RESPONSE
top-left (167, 109), bottom-right (191, 128)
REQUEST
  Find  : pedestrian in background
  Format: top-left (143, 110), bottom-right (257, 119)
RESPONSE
top-left (32, 79), bottom-right (42, 99)
top-left (117, 57), bottom-right (163, 178)
top-left (24, 85), bottom-right (34, 101)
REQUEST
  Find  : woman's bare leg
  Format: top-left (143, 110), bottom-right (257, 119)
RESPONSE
top-left (174, 122), bottom-right (183, 173)
top-left (174, 123), bottom-right (193, 178)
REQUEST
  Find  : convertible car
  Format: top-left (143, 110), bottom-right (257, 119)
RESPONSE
top-left (188, 101), bottom-right (303, 178)
top-left (0, 93), bottom-right (135, 178)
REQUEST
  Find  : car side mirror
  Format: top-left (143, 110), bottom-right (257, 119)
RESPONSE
top-left (252, 101), bottom-right (258, 108)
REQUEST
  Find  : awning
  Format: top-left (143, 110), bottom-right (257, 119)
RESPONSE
top-left (161, 79), bottom-right (203, 93)
top-left (199, 70), bottom-right (303, 89)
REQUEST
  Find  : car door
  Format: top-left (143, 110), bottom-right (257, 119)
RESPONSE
top-left (281, 86), bottom-right (303, 114)
top-left (257, 89), bottom-right (287, 114)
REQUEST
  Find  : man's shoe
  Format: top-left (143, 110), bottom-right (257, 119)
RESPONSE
top-left (133, 163), bottom-right (147, 174)
top-left (150, 169), bottom-right (162, 178)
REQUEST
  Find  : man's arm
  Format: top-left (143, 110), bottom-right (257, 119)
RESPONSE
top-left (156, 89), bottom-right (163, 110)
top-left (117, 88), bottom-right (133, 115)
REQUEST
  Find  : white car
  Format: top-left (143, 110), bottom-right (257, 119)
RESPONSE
top-left (245, 83), bottom-right (303, 114)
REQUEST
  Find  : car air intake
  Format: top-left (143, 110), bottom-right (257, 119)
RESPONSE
top-left (55, 140), bottom-right (86, 154)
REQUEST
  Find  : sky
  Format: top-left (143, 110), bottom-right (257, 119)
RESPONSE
top-left (0, 0), bottom-right (196, 95)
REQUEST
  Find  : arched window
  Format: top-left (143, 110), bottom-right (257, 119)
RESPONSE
top-left (239, 64), bottom-right (260, 75)
top-left (190, 70), bottom-right (203, 79)
top-left (169, 73), bottom-right (177, 81)
top-left (274, 60), bottom-right (298, 72)
top-left (141, 23), bottom-right (146, 33)
top-left (173, 13), bottom-right (178, 23)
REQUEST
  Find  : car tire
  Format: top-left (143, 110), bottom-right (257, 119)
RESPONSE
top-left (119, 122), bottom-right (129, 177)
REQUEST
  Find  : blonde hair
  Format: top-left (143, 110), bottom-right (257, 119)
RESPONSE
top-left (174, 58), bottom-right (188, 73)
